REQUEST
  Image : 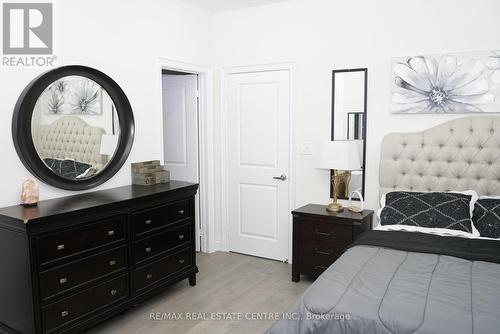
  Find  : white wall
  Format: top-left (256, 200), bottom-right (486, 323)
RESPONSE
top-left (212, 0), bottom-right (500, 240)
top-left (2, 0), bottom-right (500, 249)
top-left (0, 0), bottom-right (212, 206)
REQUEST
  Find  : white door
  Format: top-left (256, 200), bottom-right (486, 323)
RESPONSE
top-left (226, 70), bottom-right (290, 261)
top-left (162, 74), bottom-right (201, 251)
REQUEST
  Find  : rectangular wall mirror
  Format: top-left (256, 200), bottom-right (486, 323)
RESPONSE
top-left (330, 68), bottom-right (367, 200)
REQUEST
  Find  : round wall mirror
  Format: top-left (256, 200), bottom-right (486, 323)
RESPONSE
top-left (12, 65), bottom-right (134, 190)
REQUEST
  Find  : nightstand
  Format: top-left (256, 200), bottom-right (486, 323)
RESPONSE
top-left (291, 204), bottom-right (373, 282)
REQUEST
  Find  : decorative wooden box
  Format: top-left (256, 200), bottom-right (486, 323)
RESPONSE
top-left (131, 161), bottom-right (170, 185)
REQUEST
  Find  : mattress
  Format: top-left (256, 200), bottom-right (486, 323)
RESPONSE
top-left (266, 231), bottom-right (500, 334)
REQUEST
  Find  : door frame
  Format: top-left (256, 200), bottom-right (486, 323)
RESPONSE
top-left (220, 62), bottom-right (296, 262)
top-left (157, 57), bottom-right (215, 253)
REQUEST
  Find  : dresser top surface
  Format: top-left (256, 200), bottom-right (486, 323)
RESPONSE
top-left (292, 204), bottom-right (374, 221)
top-left (0, 181), bottom-right (198, 226)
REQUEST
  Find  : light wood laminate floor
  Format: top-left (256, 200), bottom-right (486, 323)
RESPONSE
top-left (87, 252), bottom-right (312, 334)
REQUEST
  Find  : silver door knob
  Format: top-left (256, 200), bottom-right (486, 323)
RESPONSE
top-left (273, 174), bottom-right (287, 181)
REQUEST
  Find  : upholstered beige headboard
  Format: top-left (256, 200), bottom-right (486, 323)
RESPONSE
top-left (380, 116), bottom-right (500, 197)
top-left (34, 116), bottom-right (108, 170)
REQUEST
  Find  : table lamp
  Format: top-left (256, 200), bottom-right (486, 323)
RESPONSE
top-left (317, 140), bottom-right (363, 212)
top-left (100, 134), bottom-right (119, 157)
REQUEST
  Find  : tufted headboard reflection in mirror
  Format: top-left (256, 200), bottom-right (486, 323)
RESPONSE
top-left (380, 116), bottom-right (500, 198)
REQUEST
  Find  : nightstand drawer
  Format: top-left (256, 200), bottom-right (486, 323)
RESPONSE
top-left (299, 220), bottom-right (353, 244)
top-left (299, 239), bottom-right (347, 260)
top-left (299, 254), bottom-right (337, 278)
top-left (291, 204), bottom-right (374, 282)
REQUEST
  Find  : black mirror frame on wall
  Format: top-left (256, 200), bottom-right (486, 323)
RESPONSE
top-left (12, 65), bottom-right (135, 191)
top-left (330, 68), bottom-right (368, 201)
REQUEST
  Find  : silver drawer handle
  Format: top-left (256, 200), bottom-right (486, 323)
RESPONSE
top-left (316, 230), bottom-right (333, 237)
top-left (61, 310), bottom-right (69, 318)
top-left (108, 260), bottom-right (116, 266)
top-left (146, 273), bottom-right (153, 279)
top-left (57, 244), bottom-right (65, 251)
top-left (145, 247), bottom-right (152, 253)
top-left (179, 259), bottom-right (185, 264)
top-left (107, 230), bottom-right (115, 236)
top-left (178, 234), bottom-right (184, 240)
top-left (110, 289), bottom-right (118, 296)
top-left (59, 277), bottom-right (68, 285)
top-left (178, 210), bottom-right (185, 215)
top-left (145, 219), bottom-right (152, 225)
top-left (314, 248), bottom-right (331, 256)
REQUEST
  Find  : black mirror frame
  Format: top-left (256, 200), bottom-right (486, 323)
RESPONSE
top-left (330, 68), bottom-right (368, 201)
top-left (12, 65), bottom-right (135, 191)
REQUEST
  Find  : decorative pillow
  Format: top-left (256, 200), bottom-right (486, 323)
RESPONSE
top-left (473, 197), bottom-right (500, 239)
top-left (379, 191), bottom-right (477, 237)
top-left (43, 158), bottom-right (95, 180)
top-left (76, 166), bottom-right (97, 179)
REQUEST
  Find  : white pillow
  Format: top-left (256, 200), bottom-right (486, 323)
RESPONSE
top-left (375, 190), bottom-right (479, 238)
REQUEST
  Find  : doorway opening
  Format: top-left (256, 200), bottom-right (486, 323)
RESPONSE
top-left (158, 58), bottom-right (214, 253)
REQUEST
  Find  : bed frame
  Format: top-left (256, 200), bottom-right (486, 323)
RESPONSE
top-left (380, 116), bottom-right (500, 197)
top-left (34, 116), bottom-right (108, 170)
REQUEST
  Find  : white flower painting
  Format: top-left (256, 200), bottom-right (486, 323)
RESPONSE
top-left (487, 50), bottom-right (500, 85)
top-left (42, 76), bottom-right (102, 115)
top-left (391, 51), bottom-right (500, 113)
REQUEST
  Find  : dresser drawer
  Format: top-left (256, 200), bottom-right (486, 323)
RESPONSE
top-left (37, 216), bottom-right (126, 266)
top-left (39, 246), bottom-right (127, 302)
top-left (299, 221), bottom-right (353, 244)
top-left (132, 200), bottom-right (190, 237)
top-left (132, 222), bottom-right (191, 265)
top-left (133, 247), bottom-right (192, 293)
top-left (41, 274), bottom-right (128, 333)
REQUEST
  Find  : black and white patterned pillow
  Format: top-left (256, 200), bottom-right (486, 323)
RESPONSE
top-left (380, 191), bottom-right (473, 233)
top-left (44, 158), bottom-right (95, 180)
top-left (473, 198), bottom-right (500, 238)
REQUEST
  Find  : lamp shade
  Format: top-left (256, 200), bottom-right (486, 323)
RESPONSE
top-left (100, 134), bottom-right (119, 156)
top-left (316, 140), bottom-right (363, 171)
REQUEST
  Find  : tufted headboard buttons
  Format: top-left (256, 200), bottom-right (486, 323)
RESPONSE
top-left (380, 116), bottom-right (500, 198)
top-left (33, 116), bottom-right (108, 170)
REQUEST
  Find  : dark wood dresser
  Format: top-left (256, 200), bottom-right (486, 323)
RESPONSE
top-left (292, 204), bottom-right (373, 282)
top-left (0, 181), bottom-right (198, 334)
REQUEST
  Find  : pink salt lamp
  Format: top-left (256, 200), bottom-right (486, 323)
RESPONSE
top-left (21, 179), bottom-right (39, 206)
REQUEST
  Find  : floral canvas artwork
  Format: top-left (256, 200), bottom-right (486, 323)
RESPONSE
top-left (43, 77), bottom-right (102, 115)
top-left (391, 50), bottom-right (500, 113)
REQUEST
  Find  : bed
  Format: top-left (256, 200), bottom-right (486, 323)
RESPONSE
top-left (266, 116), bottom-right (500, 334)
top-left (33, 116), bottom-right (108, 180)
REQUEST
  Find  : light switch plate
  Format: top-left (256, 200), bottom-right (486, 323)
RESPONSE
top-left (299, 142), bottom-right (313, 155)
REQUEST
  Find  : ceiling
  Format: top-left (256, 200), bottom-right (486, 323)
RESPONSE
top-left (181, 0), bottom-right (291, 12)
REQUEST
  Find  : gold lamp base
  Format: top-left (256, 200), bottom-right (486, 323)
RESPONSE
top-left (326, 201), bottom-right (343, 212)
top-left (326, 170), bottom-right (345, 212)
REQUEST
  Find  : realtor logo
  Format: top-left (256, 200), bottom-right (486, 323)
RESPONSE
top-left (3, 3), bottom-right (53, 55)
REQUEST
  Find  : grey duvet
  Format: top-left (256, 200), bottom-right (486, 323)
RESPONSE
top-left (266, 231), bottom-right (500, 334)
